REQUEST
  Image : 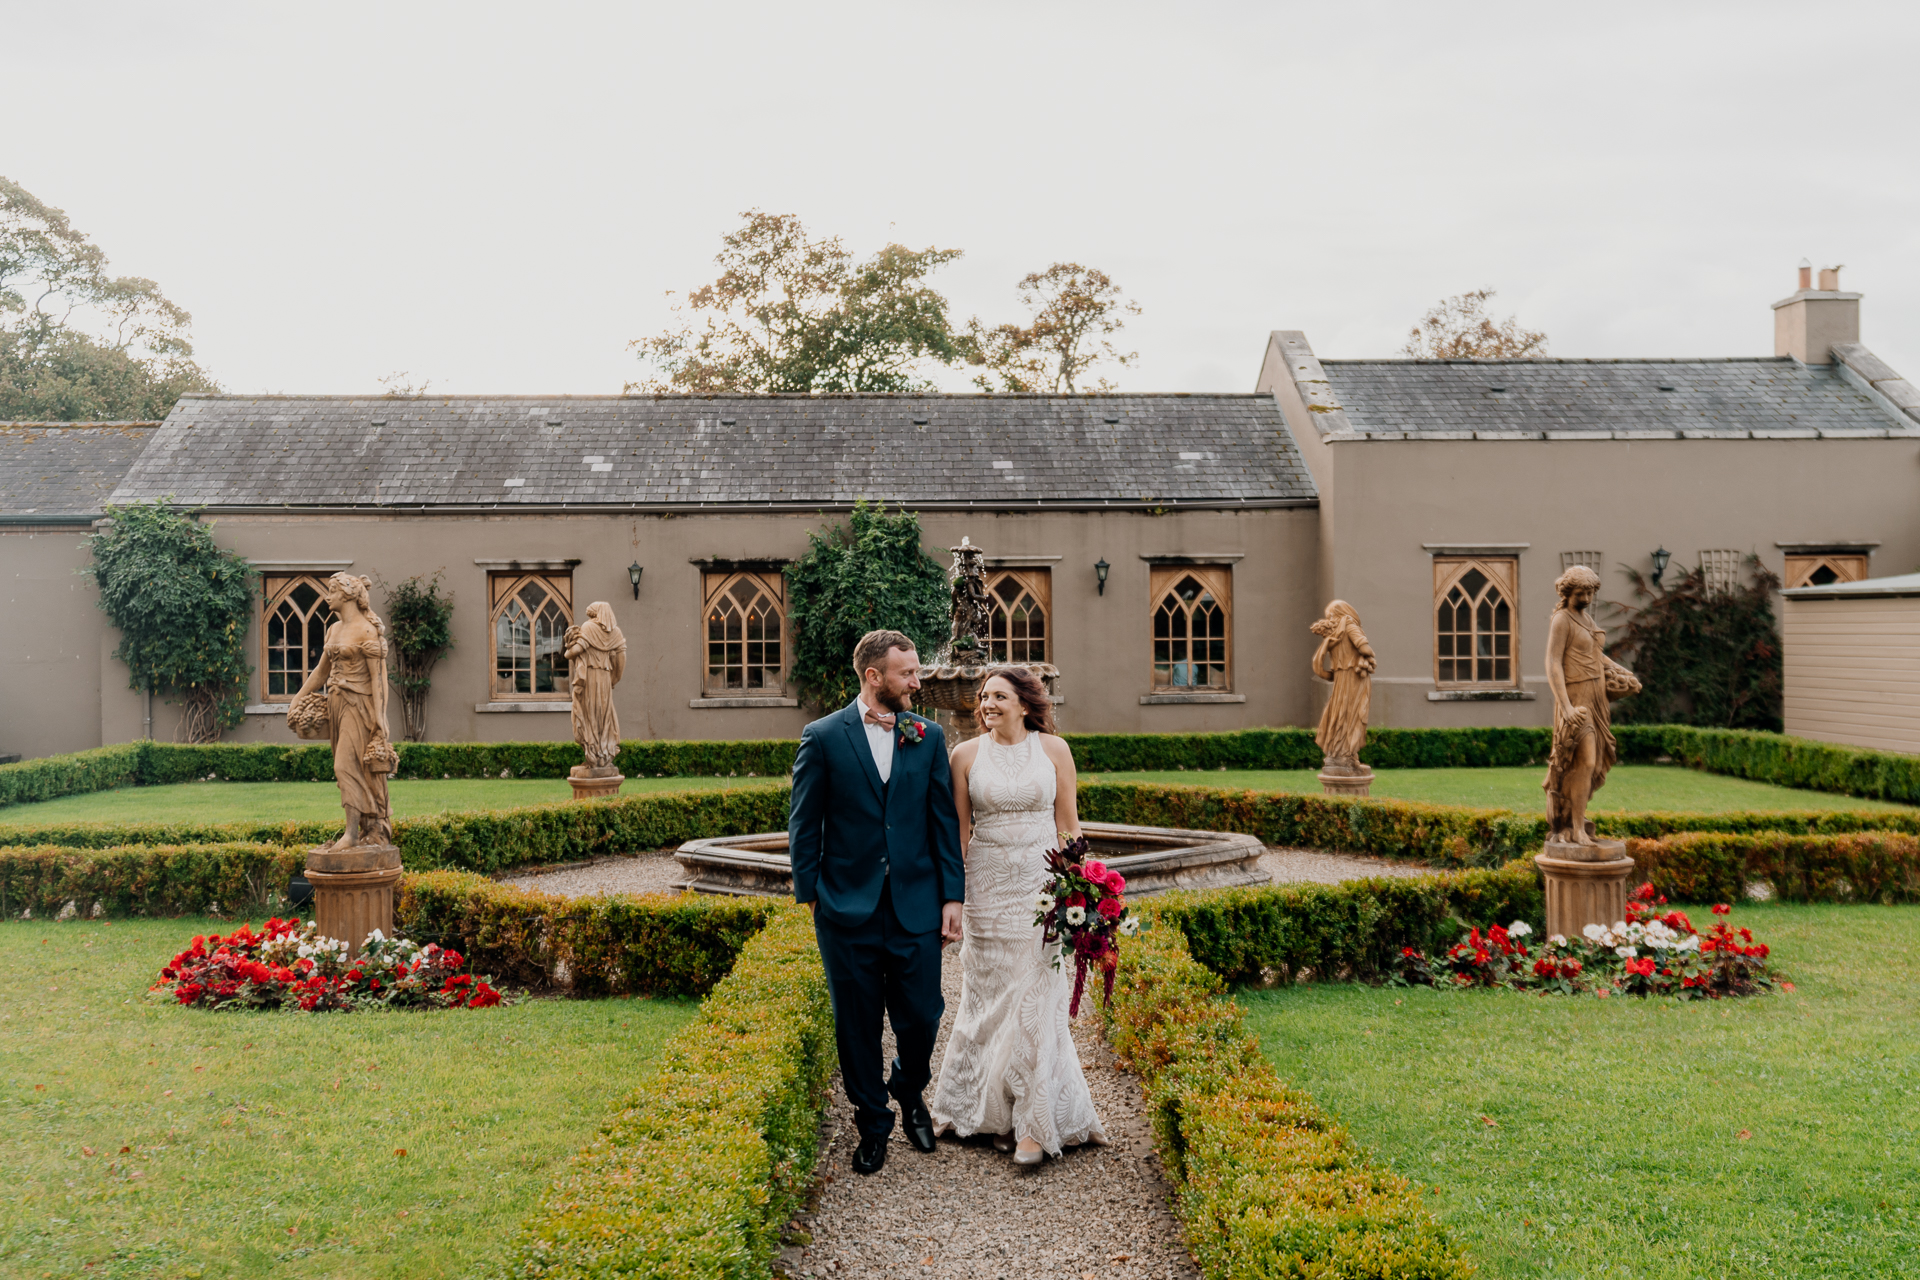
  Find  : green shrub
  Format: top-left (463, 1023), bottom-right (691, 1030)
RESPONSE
top-left (1627, 830), bottom-right (1920, 906)
top-left (1151, 859), bottom-right (1545, 986)
top-left (1633, 726), bottom-right (1920, 805)
top-left (0, 743), bottom-right (148, 807)
top-left (1107, 912), bottom-right (1471, 1280)
top-left (505, 906), bottom-right (832, 1279)
top-left (0, 842), bottom-right (300, 919)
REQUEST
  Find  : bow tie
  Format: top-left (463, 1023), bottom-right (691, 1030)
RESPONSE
top-left (863, 706), bottom-right (897, 730)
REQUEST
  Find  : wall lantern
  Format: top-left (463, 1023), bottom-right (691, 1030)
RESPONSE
top-left (1094, 557), bottom-right (1111, 596)
top-left (1650, 546), bottom-right (1671, 589)
top-left (628, 561), bottom-right (644, 599)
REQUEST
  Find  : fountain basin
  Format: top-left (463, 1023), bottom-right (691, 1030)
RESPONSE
top-left (673, 821), bottom-right (1268, 898)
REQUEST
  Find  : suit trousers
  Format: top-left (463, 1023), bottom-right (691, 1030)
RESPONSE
top-left (813, 879), bottom-right (945, 1139)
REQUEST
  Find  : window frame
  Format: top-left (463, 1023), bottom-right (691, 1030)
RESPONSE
top-left (985, 567), bottom-right (1052, 665)
top-left (1432, 556), bottom-right (1520, 689)
top-left (1148, 564), bottom-right (1232, 692)
top-left (488, 571), bottom-right (574, 701)
top-left (701, 570), bottom-right (788, 696)
top-left (1784, 554), bottom-right (1868, 589)
top-left (259, 573), bottom-right (336, 703)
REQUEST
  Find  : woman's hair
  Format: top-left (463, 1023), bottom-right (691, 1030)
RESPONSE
top-left (974, 666), bottom-right (1056, 734)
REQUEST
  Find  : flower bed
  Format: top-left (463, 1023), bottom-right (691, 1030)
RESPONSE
top-left (1109, 906), bottom-right (1471, 1280)
top-left (1394, 884), bottom-right (1788, 1000)
top-left (506, 904), bottom-right (832, 1278)
top-left (155, 916), bottom-right (506, 1011)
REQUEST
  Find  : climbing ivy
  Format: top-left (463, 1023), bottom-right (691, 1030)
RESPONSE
top-left (1607, 557), bottom-right (1783, 731)
top-left (84, 500), bottom-right (255, 742)
top-left (384, 572), bottom-right (456, 742)
top-left (784, 500), bottom-right (948, 709)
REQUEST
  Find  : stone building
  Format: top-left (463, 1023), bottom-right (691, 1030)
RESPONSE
top-left (3, 267), bottom-right (1916, 760)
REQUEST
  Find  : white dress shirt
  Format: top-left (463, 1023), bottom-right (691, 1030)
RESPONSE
top-left (854, 694), bottom-right (896, 784)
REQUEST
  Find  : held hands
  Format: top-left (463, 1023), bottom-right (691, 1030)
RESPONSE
top-left (940, 901), bottom-right (964, 946)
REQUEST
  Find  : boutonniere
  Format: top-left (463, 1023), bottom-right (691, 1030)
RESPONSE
top-left (897, 717), bottom-right (928, 748)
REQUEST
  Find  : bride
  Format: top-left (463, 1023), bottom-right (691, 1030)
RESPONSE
top-left (929, 667), bottom-right (1108, 1165)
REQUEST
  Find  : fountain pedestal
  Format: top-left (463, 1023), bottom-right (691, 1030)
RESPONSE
top-left (305, 844), bottom-right (402, 958)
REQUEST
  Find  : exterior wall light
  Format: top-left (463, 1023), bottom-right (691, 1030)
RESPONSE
top-left (1094, 557), bottom-right (1110, 596)
top-left (628, 561), bottom-right (644, 599)
top-left (1650, 546), bottom-right (1670, 589)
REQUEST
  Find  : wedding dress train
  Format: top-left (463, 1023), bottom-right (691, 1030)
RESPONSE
top-left (929, 733), bottom-right (1107, 1155)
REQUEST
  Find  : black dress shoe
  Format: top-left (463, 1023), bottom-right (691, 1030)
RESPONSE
top-left (888, 1057), bottom-right (937, 1153)
top-left (852, 1134), bottom-right (888, 1176)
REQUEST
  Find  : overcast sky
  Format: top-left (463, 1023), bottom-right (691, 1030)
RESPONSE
top-left (12, 1), bottom-right (1919, 397)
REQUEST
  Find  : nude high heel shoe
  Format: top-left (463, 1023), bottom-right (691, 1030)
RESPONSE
top-left (1013, 1138), bottom-right (1044, 1165)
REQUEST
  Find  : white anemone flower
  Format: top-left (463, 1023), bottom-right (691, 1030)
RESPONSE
top-left (1507, 921), bottom-right (1533, 938)
top-left (1119, 918), bottom-right (1141, 936)
top-left (1033, 893), bottom-right (1057, 914)
top-left (1065, 905), bottom-right (1087, 926)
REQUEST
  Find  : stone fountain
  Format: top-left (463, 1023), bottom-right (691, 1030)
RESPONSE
top-left (672, 535), bottom-right (1270, 898)
top-left (912, 536), bottom-right (1059, 746)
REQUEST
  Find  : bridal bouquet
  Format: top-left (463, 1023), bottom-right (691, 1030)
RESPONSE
top-left (1032, 834), bottom-right (1139, 1016)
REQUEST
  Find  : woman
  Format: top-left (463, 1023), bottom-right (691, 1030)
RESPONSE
top-left (564, 601), bottom-right (628, 772)
top-left (288, 572), bottom-right (398, 849)
top-left (1310, 600), bottom-right (1376, 770)
top-left (929, 667), bottom-right (1108, 1165)
top-left (1543, 565), bottom-right (1639, 843)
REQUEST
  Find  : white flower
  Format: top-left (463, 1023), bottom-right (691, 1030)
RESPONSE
top-left (1033, 893), bottom-right (1057, 914)
top-left (1676, 935), bottom-right (1701, 952)
top-left (1119, 917), bottom-right (1141, 936)
top-left (1583, 924), bottom-right (1607, 942)
top-left (1615, 945), bottom-right (1637, 958)
top-left (1065, 906), bottom-right (1086, 926)
top-left (1548, 934), bottom-right (1567, 947)
top-left (1507, 921), bottom-right (1533, 938)
top-left (1613, 921), bottom-right (1629, 934)
top-left (368, 929), bottom-right (386, 943)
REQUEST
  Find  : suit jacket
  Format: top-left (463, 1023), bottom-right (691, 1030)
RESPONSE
top-left (788, 701), bottom-right (965, 933)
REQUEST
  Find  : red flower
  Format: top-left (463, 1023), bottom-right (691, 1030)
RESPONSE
top-left (1712, 904), bottom-right (1731, 916)
top-left (1095, 897), bottom-right (1124, 921)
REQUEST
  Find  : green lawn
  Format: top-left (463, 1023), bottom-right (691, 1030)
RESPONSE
top-left (1101, 764), bottom-right (1915, 813)
top-left (0, 774), bottom-right (786, 831)
top-left (1242, 903), bottom-right (1920, 1279)
top-left (0, 918), bottom-right (696, 1278)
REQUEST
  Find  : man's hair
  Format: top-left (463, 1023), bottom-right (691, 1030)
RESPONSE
top-left (852, 629), bottom-right (917, 682)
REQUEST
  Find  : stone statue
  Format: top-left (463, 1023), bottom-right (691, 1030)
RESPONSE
top-left (564, 601), bottom-right (628, 797)
top-left (1542, 565), bottom-right (1641, 844)
top-left (288, 572), bottom-right (397, 850)
top-left (947, 537), bottom-right (992, 662)
top-left (287, 571), bottom-right (403, 956)
top-left (1311, 601), bottom-right (1375, 766)
top-left (1310, 601), bottom-right (1376, 796)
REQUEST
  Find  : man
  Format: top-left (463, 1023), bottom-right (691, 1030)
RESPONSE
top-left (789, 629), bottom-right (965, 1176)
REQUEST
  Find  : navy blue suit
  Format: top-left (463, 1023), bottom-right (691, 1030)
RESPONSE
top-left (789, 700), bottom-right (965, 1138)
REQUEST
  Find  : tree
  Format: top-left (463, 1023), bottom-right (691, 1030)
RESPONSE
top-left (1401, 289), bottom-right (1547, 359)
top-left (629, 211), bottom-right (964, 394)
top-left (784, 501), bottom-right (949, 709)
top-left (1606, 557), bottom-right (1783, 731)
top-left (0, 176), bottom-right (218, 419)
top-left (963, 263), bottom-right (1141, 393)
top-left (382, 572), bottom-right (455, 742)
top-left (85, 501), bottom-right (255, 743)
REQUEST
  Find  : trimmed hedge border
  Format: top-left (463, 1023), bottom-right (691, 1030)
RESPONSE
top-left (1109, 905), bottom-right (1471, 1280)
top-left (504, 905), bottom-right (832, 1279)
top-left (11, 725), bottom-right (1920, 810)
top-left (1629, 830), bottom-right (1920, 906)
top-left (1149, 859), bottom-right (1545, 987)
top-left (0, 842), bottom-right (300, 920)
top-left (398, 870), bottom-right (777, 997)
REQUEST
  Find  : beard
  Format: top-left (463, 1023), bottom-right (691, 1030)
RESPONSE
top-left (875, 683), bottom-right (915, 714)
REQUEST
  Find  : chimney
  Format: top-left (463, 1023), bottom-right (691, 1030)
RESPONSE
top-left (1773, 261), bottom-right (1860, 364)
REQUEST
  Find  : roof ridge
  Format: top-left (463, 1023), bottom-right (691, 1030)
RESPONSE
top-left (171, 392), bottom-right (1271, 403)
top-left (1317, 357), bottom-right (1794, 366)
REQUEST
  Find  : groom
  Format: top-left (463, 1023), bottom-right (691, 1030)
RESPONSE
top-left (789, 629), bottom-right (965, 1176)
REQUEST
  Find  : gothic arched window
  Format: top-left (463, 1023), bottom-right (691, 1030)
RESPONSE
top-left (491, 572), bottom-right (572, 698)
top-left (1150, 566), bottom-right (1231, 690)
top-left (262, 575), bottom-right (334, 699)
top-left (704, 572), bottom-right (785, 693)
top-left (987, 569), bottom-right (1050, 664)
top-left (1434, 558), bottom-right (1517, 686)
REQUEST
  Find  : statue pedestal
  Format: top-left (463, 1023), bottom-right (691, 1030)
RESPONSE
top-left (569, 766), bottom-right (624, 801)
top-left (1318, 763), bottom-right (1374, 797)
top-left (305, 844), bottom-right (402, 958)
top-left (1535, 839), bottom-right (1635, 939)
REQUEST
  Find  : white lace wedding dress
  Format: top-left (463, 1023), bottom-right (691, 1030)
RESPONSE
top-left (929, 733), bottom-right (1107, 1154)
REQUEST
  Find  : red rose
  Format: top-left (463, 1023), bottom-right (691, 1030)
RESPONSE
top-left (1096, 897), bottom-right (1124, 921)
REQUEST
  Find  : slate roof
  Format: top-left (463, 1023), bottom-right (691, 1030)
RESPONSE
top-left (0, 422), bottom-right (160, 517)
top-left (1316, 357), bottom-right (1915, 439)
top-left (112, 394), bottom-right (1316, 509)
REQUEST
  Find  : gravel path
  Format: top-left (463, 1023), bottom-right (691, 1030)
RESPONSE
top-left (500, 846), bottom-right (1431, 899)
top-left (784, 949), bottom-right (1200, 1280)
